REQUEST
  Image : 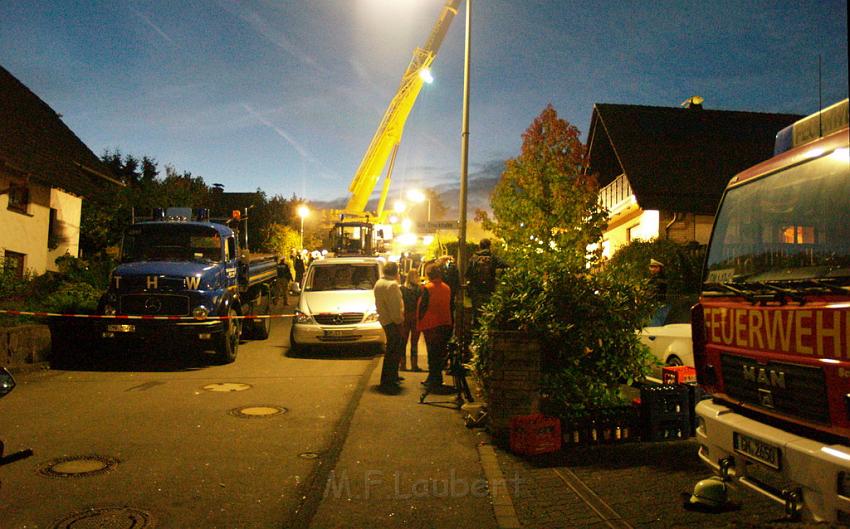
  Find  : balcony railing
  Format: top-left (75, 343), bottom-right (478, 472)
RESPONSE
top-left (598, 174), bottom-right (633, 214)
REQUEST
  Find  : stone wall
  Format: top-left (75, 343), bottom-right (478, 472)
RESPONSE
top-left (484, 331), bottom-right (541, 439)
top-left (0, 324), bottom-right (51, 367)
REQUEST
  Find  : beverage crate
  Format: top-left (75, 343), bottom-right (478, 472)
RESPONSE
top-left (662, 365), bottom-right (697, 385)
top-left (639, 383), bottom-right (690, 440)
top-left (642, 416), bottom-right (691, 442)
top-left (560, 406), bottom-right (641, 447)
top-left (509, 414), bottom-right (561, 456)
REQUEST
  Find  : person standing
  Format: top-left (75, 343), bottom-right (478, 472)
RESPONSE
top-left (293, 251), bottom-right (305, 289)
top-left (373, 261), bottom-right (405, 388)
top-left (417, 266), bottom-right (453, 388)
top-left (648, 258), bottom-right (670, 326)
top-left (276, 256), bottom-right (293, 306)
top-left (399, 269), bottom-right (422, 372)
top-left (466, 239), bottom-right (506, 324)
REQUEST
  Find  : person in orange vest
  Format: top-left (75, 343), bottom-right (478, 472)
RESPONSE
top-left (417, 265), bottom-right (453, 388)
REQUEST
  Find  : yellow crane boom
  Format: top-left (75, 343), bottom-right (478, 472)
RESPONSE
top-left (345, 0), bottom-right (461, 218)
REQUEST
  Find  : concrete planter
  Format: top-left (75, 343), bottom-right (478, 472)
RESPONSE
top-left (482, 330), bottom-right (541, 439)
top-left (0, 324), bottom-right (52, 367)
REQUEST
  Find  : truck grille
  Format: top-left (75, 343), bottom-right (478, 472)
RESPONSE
top-left (721, 354), bottom-right (829, 424)
top-left (314, 313), bottom-right (364, 325)
top-left (120, 294), bottom-right (190, 316)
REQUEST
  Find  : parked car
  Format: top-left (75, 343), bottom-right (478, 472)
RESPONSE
top-left (639, 295), bottom-right (696, 375)
top-left (289, 257), bottom-right (386, 354)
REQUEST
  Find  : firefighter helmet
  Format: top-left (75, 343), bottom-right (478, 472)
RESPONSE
top-left (688, 476), bottom-right (728, 508)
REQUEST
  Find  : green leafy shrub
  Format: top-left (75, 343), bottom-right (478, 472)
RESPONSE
top-left (42, 282), bottom-right (101, 314)
top-left (601, 238), bottom-right (705, 322)
top-left (473, 253), bottom-right (654, 418)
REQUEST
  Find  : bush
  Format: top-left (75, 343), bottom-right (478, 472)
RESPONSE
top-left (472, 253), bottom-right (654, 419)
top-left (42, 282), bottom-right (101, 314)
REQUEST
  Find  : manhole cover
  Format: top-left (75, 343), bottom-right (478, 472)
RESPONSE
top-left (299, 452), bottom-right (320, 459)
top-left (52, 506), bottom-right (153, 529)
top-left (202, 383), bottom-right (252, 392)
top-left (39, 455), bottom-right (119, 478)
top-left (228, 405), bottom-right (288, 419)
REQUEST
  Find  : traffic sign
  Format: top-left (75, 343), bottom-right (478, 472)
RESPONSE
top-left (417, 220), bottom-right (459, 232)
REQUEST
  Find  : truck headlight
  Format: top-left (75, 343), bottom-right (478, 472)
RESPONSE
top-left (294, 310), bottom-right (313, 324)
top-left (103, 304), bottom-right (117, 316)
top-left (363, 311), bottom-right (380, 323)
top-left (193, 306), bottom-right (209, 320)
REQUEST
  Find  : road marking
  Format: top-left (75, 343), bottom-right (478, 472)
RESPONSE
top-left (552, 466), bottom-right (634, 529)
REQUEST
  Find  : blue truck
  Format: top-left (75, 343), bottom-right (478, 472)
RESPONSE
top-left (97, 207), bottom-right (278, 363)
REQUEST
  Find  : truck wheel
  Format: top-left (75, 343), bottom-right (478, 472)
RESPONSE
top-left (252, 289), bottom-right (271, 340)
top-left (214, 307), bottom-right (240, 364)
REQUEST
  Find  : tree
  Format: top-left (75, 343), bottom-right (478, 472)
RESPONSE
top-left (482, 104), bottom-right (607, 268)
top-left (471, 105), bottom-right (653, 417)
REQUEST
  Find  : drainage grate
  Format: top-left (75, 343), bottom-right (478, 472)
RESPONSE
top-left (51, 506), bottom-right (153, 529)
top-left (228, 405), bottom-right (288, 419)
top-left (38, 455), bottom-right (119, 478)
top-left (202, 382), bottom-right (252, 392)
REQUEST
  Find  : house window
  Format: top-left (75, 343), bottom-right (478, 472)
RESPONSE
top-left (3, 251), bottom-right (25, 279)
top-left (627, 224), bottom-right (639, 242)
top-left (7, 182), bottom-right (30, 213)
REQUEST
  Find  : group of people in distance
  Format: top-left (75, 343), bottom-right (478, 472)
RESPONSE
top-left (373, 238), bottom-right (504, 390)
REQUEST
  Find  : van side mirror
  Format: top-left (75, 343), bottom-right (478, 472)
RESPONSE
top-left (0, 368), bottom-right (16, 399)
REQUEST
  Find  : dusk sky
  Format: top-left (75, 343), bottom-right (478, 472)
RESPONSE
top-left (1, 1), bottom-right (847, 205)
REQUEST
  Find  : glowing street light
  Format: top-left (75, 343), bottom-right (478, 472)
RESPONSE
top-left (406, 189), bottom-right (431, 222)
top-left (393, 200), bottom-right (407, 213)
top-left (297, 205), bottom-right (309, 250)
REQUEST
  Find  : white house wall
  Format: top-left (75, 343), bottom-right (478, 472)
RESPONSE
top-left (47, 187), bottom-right (82, 271)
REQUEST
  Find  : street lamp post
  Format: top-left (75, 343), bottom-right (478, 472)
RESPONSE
top-left (297, 205), bottom-right (309, 250)
top-left (456, 0), bottom-right (472, 348)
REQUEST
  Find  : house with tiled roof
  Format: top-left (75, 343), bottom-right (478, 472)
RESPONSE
top-left (0, 65), bottom-right (122, 276)
top-left (585, 99), bottom-right (801, 257)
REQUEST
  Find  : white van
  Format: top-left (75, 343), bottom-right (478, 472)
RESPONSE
top-left (289, 257), bottom-right (386, 353)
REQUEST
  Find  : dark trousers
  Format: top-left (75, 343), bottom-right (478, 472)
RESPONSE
top-left (423, 325), bottom-right (452, 385)
top-left (399, 312), bottom-right (420, 370)
top-left (380, 323), bottom-right (404, 385)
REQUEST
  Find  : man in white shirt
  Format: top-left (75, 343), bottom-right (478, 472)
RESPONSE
top-left (373, 261), bottom-right (405, 388)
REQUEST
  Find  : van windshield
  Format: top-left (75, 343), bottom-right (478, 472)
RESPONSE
top-left (305, 264), bottom-right (379, 291)
top-left (704, 148), bottom-right (850, 285)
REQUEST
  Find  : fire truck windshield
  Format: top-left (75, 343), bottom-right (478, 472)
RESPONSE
top-left (704, 148), bottom-right (850, 285)
top-left (121, 224), bottom-right (223, 263)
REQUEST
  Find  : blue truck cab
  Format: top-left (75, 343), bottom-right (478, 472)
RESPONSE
top-left (97, 207), bottom-right (278, 363)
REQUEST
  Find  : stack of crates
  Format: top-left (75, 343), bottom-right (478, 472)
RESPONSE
top-left (509, 414), bottom-right (561, 456)
top-left (639, 383), bottom-right (691, 441)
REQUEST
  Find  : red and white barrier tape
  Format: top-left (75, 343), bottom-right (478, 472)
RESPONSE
top-left (0, 309), bottom-right (293, 321)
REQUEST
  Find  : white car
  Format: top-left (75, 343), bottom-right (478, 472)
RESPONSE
top-left (289, 257), bottom-right (386, 353)
top-left (639, 296), bottom-right (696, 374)
top-left (640, 323), bottom-right (694, 368)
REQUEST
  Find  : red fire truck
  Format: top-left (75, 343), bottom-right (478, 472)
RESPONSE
top-left (693, 99), bottom-right (849, 522)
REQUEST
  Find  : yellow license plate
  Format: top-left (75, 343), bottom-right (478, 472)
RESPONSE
top-left (107, 324), bottom-right (136, 333)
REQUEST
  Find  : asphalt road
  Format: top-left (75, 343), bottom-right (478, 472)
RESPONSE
top-left (0, 314), bottom-right (377, 528)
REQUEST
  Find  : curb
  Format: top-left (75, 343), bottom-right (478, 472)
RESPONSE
top-left (478, 444), bottom-right (521, 529)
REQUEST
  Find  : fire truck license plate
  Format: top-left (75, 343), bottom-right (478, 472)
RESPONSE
top-left (734, 432), bottom-right (781, 470)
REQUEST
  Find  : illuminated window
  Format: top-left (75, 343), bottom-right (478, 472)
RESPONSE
top-left (782, 225), bottom-right (815, 244)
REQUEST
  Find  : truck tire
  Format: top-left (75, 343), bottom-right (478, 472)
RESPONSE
top-left (252, 288), bottom-right (271, 340)
top-left (214, 307), bottom-right (240, 364)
